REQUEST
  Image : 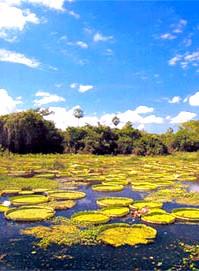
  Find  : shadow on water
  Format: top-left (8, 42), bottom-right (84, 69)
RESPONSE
top-left (0, 184), bottom-right (199, 270)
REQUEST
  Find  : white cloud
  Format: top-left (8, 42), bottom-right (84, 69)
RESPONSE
top-left (169, 50), bottom-right (199, 69)
top-left (70, 83), bottom-right (94, 93)
top-left (93, 32), bottom-right (113, 43)
top-left (188, 91), bottom-right (199, 106)
top-left (76, 41), bottom-right (88, 49)
top-left (34, 91), bottom-right (65, 106)
top-left (0, 88), bottom-right (22, 115)
top-left (170, 111), bottom-right (197, 124)
top-left (135, 105), bottom-right (154, 114)
top-left (0, 2), bottom-right (39, 41)
top-left (160, 33), bottom-right (176, 40)
top-left (46, 105), bottom-right (164, 130)
top-left (26, 0), bottom-right (66, 11)
top-left (172, 19), bottom-right (187, 33)
top-left (0, 48), bottom-right (40, 68)
top-left (168, 96), bottom-right (181, 104)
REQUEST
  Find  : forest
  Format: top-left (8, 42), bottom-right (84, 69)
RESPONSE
top-left (0, 109), bottom-right (198, 155)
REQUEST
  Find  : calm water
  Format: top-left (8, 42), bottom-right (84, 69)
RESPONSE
top-left (0, 184), bottom-right (199, 270)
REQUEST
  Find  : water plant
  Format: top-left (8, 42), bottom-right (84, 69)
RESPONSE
top-left (10, 195), bottom-right (49, 206)
top-left (172, 208), bottom-right (199, 222)
top-left (96, 197), bottom-right (134, 207)
top-left (92, 184), bottom-right (124, 192)
top-left (130, 201), bottom-right (163, 210)
top-left (141, 209), bottom-right (175, 224)
top-left (97, 223), bottom-right (157, 247)
top-left (71, 211), bottom-right (110, 226)
top-left (49, 190), bottom-right (86, 200)
top-left (5, 206), bottom-right (55, 222)
top-left (100, 206), bottom-right (129, 217)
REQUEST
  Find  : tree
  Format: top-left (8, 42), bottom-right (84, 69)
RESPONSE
top-left (112, 116), bottom-right (120, 127)
top-left (73, 108), bottom-right (84, 126)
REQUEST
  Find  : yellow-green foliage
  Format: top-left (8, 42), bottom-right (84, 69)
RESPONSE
top-left (141, 209), bottom-right (175, 224)
top-left (71, 211), bottom-right (110, 226)
top-left (10, 195), bottom-right (49, 206)
top-left (97, 224), bottom-right (157, 247)
top-left (132, 183), bottom-right (158, 191)
top-left (0, 205), bottom-right (9, 212)
top-left (100, 206), bottom-right (129, 217)
top-left (130, 201), bottom-right (163, 210)
top-left (92, 184), bottom-right (124, 192)
top-left (172, 208), bottom-right (199, 222)
top-left (41, 200), bottom-right (76, 210)
top-left (97, 197), bottom-right (134, 207)
top-left (49, 191), bottom-right (86, 200)
top-left (5, 206), bottom-right (55, 222)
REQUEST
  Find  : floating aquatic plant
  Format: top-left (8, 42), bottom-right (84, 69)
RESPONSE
top-left (96, 197), bottom-right (133, 207)
top-left (130, 201), bottom-right (163, 210)
top-left (97, 223), bottom-right (157, 247)
top-left (49, 190), bottom-right (86, 200)
top-left (92, 184), bottom-right (124, 192)
top-left (141, 209), bottom-right (175, 224)
top-left (71, 211), bottom-right (110, 226)
top-left (5, 206), bottom-right (55, 222)
top-left (100, 206), bottom-right (129, 217)
top-left (172, 208), bottom-right (199, 222)
top-left (10, 195), bottom-right (49, 206)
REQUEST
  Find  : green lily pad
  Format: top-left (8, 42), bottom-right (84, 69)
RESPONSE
top-left (49, 191), bottom-right (86, 200)
top-left (92, 184), bottom-right (124, 192)
top-left (5, 206), bottom-right (55, 222)
top-left (10, 195), bottom-right (49, 206)
top-left (172, 208), bottom-right (199, 222)
top-left (96, 197), bottom-right (134, 207)
top-left (97, 223), bottom-right (157, 247)
top-left (71, 211), bottom-right (110, 225)
top-left (100, 206), bottom-right (129, 217)
top-left (141, 210), bottom-right (175, 224)
top-left (130, 201), bottom-right (163, 210)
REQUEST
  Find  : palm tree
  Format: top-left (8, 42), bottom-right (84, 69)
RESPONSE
top-left (112, 116), bottom-right (120, 127)
top-left (73, 108), bottom-right (84, 126)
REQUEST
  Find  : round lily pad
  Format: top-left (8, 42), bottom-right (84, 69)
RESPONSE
top-left (130, 201), bottom-right (163, 210)
top-left (97, 223), bottom-right (157, 247)
top-left (10, 195), bottom-right (49, 206)
top-left (49, 190), bottom-right (86, 200)
top-left (71, 211), bottom-right (110, 225)
top-left (141, 210), bottom-right (175, 224)
top-left (5, 206), bottom-right (55, 222)
top-left (97, 197), bottom-right (133, 207)
top-left (0, 205), bottom-right (9, 212)
top-left (92, 184), bottom-right (124, 192)
top-left (100, 206), bottom-right (129, 217)
top-left (172, 208), bottom-right (199, 222)
top-left (42, 200), bottom-right (76, 210)
top-left (132, 183), bottom-right (158, 191)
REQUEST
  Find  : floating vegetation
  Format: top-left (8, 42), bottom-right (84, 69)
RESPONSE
top-left (132, 183), bottom-right (158, 191)
top-left (5, 206), bottom-right (55, 222)
top-left (141, 209), bottom-right (175, 224)
top-left (97, 223), bottom-right (157, 247)
top-left (172, 208), bottom-right (199, 222)
top-left (41, 200), bottom-right (76, 210)
top-left (92, 184), bottom-right (124, 192)
top-left (130, 201), bottom-right (163, 210)
top-left (10, 195), bottom-right (49, 206)
top-left (96, 197), bottom-right (133, 207)
top-left (100, 206), bottom-right (129, 217)
top-left (49, 190), bottom-right (86, 200)
top-left (1, 190), bottom-right (20, 196)
top-left (71, 211), bottom-right (110, 226)
top-left (0, 204), bottom-right (9, 212)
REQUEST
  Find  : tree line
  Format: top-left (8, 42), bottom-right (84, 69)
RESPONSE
top-left (0, 109), bottom-right (198, 155)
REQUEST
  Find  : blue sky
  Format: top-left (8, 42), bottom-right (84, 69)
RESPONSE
top-left (0, 0), bottom-right (198, 132)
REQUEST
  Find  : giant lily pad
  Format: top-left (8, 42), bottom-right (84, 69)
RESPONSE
top-left (0, 204), bottom-right (9, 212)
top-left (41, 200), bottom-right (76, 210)
top-left (172, 208), bottom-right (199, 222)
top-left (10, 195), bottom-right (49, 206)
top-left (5, 206), bottom-right (55, 222)
top-left (92, 184), bottom-right (124, 192)
top-left (130, 201), bottom-right (163, 210)
top-left (132, 183), bottom-right (158, 191)
top-left (100, 206), bottom-right (129, 217)
top-left (141, 209), bottom-right (175, 224)
top-left (97, 223), bottom-right (157, 247)
top-left (71, 211), bottom-right (110, 225)
top-left (49, 191), bottom-right (86, 200)
top-left (97, 197), bottom-right (133, 207)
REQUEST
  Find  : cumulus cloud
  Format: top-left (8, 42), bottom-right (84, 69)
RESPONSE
top-left (168, 96), bottom-right (181, 104)
top-left (0, 88), bottom-right (22, 115)
top-left (168, 50), bottom-right (199, 69)
top-left (160, 19), bottom-right (187, 41)
top-left (0, 48), bottom-right (40, 68)
top-left (170, 111), bottom-right (197, 124)
top-left (188, 91), bottom-right (199, 106)
top-left (45, 105), bottom-right (164, 130)
top-left (135, 105), bottom-right (154, 114)
top-left (93, 32), bottom-right (113, 43)
top-left (34, 91), bottom-right (65, 106)
top-left (70, 83), bottom-right (94, 93)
